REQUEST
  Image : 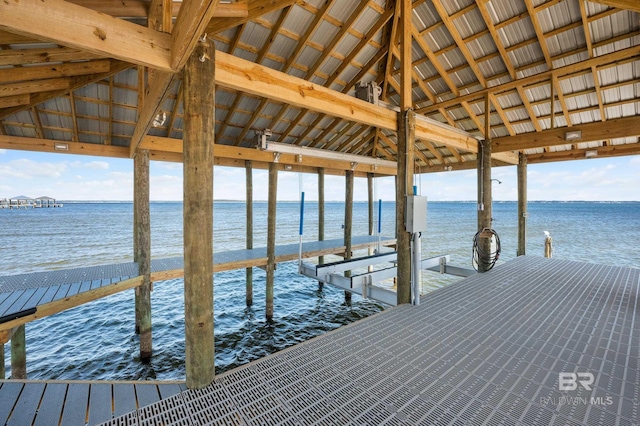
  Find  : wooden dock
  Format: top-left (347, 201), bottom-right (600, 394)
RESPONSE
top-left (0, 236), bottom-right (394, 339)
top-left (0, 380), bottom-right (186, 425)
top-left (2, 256), bottom-right (637, 425)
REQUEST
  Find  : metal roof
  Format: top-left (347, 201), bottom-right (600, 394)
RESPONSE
top-left (0, 0), bottom-right (639, 172)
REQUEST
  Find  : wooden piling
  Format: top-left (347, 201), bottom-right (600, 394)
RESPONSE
top-left (517, 152), bottom-right (527, 256)
top-left (396, 111), bottom-right (415, 304)
top-left (245, 160), bottom-right (253, 306)
top-left (11, 325), bottom-right (26, 379)
top-left (266, 162), bottom-right (278, 320)
top-left (134, 149), bottom-right (152, 362)
top-left (396, 0), bottom-right (414, 305)
top-left (183, 37), bottom-right (215, 389)
top-left (344, 170), bottom-right (354, 303)
top-left (477, 95), bottom-right (493, 273)
top-left (318, 168), bottom-right (325, 290)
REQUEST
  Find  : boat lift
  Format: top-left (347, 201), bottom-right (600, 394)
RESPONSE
top-left (295, 185), bottom-right (474, 306)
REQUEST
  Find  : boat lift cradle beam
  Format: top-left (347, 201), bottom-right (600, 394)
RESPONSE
top-left (300, 254), bottom-right (475, 306)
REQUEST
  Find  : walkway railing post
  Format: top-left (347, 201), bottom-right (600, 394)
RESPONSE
top-left (477, 94), bottom-right (493, 272)
top-left (1, 343), bottom-right (5, 379)
top-left (183, 36), bottom-right (215, 389)
top-left (11, 325), bottom-right (26, 379)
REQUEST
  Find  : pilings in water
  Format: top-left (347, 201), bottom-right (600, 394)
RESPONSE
top-left (11, 325), bottom-right (26, 379)
top-left (246, 160), bottom-right (253, 306)
top-left (344, 170), bottom-right (354, 303)
top-left (318, 168), bottom-right (325, 290)
top-left (266, 162), bottom-right (278, 320)
top-left (183, 37), bottom-right (215, 389)
top-left (517, 153), bottom-right (527, 256)
top-left (134, 149), bottom-right (152, 362)
top-left (476, 95), bottom-right (493, 273)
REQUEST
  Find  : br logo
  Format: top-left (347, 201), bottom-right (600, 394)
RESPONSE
top-left (559, 372), bottom-right (594, 391)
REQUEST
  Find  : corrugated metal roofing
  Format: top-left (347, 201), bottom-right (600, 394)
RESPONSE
top-left (0, 0), bottom-right (639, 169)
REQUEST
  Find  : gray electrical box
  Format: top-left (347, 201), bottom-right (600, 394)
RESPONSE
top-left (405, 196), bottom-right (427, 233)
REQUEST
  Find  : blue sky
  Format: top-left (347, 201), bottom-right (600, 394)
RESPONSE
top-left (0, 148), bottom-right (638, 201)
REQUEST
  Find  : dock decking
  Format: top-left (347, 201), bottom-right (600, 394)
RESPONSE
top-left (98, 256), bottom-right (636, 426)
top-left (0, 236), bottom-right (393, 337)
top-left (0, 380), bottom-right (186, 425)
top-left (2, 256), bottom-right (638, 425)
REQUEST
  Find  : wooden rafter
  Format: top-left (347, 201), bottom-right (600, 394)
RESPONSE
top-left (0, 61), bottom-right (131, 119)
top-left (69, 92), bottom-right (80, 142)
top-left (206, 0), bottom-right (296, 34)
top-left (493, 115), bottom-right (640, 152)
top-left (589, 0), bottom-right (640, 12)
top-left (66, 0), bottom-right (247, 18)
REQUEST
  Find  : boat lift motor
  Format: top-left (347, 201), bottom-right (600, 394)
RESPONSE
top-left (406, 195), bottom-right (428, 305)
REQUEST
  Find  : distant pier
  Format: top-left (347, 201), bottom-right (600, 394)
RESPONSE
top-left (0, 196), bottom-right (63, 209)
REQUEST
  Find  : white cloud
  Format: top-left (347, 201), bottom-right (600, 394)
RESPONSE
top-left (82, 161), bottom-right (109, 170)
top-left (0, 149), bottom-right (6, 154)
top-left (0, 159), bottom-right (66, 179)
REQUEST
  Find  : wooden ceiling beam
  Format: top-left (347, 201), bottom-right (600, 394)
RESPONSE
top-left (0, 60), bottom-right (111, 85)
top-left (206, 0), bottom-right (298, 34)
top-left (0, 0), bottom-right (173, 71)
top-left (0, 48), bottom-right (102, 67)
top-left (0, 94), bottom-right (30, 109)
top-left (527, 142), bottom-right (640, 163)
top-left (492, 115), bottom-right (640, 152)
top-left (66, 0), bottom-right (247, 18)
top-left (589, 0), bottom-right (640, 12)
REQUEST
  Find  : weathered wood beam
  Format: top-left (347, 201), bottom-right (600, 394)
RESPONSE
top-left (492, 115), bottom-right (640, 152)
top-left (0, 48), bottom-right (101, 67)
top-left (129, 0), bottom-right (178, 156)
top-left (171, 0), bottom-right (221, 70)
top-left (0, 61), bottom-right (131, 119)
top-left (589, 0), bottom-right (640, 12)
top-left (0, 79), bottom-right (69, 98)
top-left (527, 142), bottom-right (640, 163)
top-left (142, 136), bottom-right (398, 175)
top-left (0, 0), bottom-right (172, 71)
top-left (207, 0), bottom-right (298, 34)
top-left (0, 60), bottom-right (111, 85)
top-left (0, 94), bottom-right (29, 109)
top-left (66, 0), bottom-right (247, 18)
top-left (0, 135), bottom-right (129, 157)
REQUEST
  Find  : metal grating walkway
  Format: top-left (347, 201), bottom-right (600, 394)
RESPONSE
top-left (100, 256), bottom-right (639, 425)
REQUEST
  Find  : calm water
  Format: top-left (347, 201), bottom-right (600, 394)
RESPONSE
top-left (1, 201), bottom-right (639, 380)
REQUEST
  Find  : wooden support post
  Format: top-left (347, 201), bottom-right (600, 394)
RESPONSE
top-left (477, 95), bottom-right (493, 272)
top-left (344, 170), bottom-right (354, 303)
top-left (266, 162), bottom-right (278, 320)
top-left (245, 160), bottom-right (253, 306)
top-left (134, 149), bottom-right (152, 362)
top-left (318, 167), bottom-right (325, 290)
top-left (1, 343), bottom-right (5, 379)
top-left (11, 325), bottom-right (26, 379)
top-left (183, 37), bottom-right (215, 389)
top-left (396, 111), bottom-right (415, 304)
top-left (517, 152), bottom-right (527, 256)
top-left (396, 0), bottom-right (414, 305)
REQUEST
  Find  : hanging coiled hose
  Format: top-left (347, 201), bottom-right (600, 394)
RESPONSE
top-left (472, 228), bottom-right (501, 271)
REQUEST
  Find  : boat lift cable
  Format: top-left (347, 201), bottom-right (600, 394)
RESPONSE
top-left (472, 228), bottom-right (501, 271)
